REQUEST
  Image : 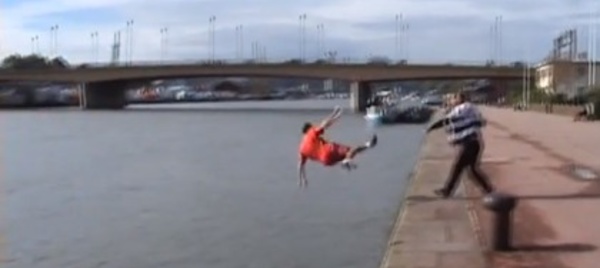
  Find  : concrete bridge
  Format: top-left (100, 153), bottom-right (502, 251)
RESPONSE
top-left (0, 62), bottom-right (527, 111)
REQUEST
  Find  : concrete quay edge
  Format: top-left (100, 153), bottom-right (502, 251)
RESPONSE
top-left (378, 121), bottom-right (487, 268)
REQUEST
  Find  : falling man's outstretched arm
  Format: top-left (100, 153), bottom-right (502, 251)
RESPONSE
top-left (298, 155), bottom-right (308, 187)
top-left (318, 106), bottom-right (343, 131)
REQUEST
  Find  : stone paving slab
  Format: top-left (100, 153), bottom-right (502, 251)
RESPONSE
top-left (471, 107), bottom-right (600, 268)
top-left (381, 105), bottom-right (600, 268)
top-left (379, 128), bottom-right (487, 268)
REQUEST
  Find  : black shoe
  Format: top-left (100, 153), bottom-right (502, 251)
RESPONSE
top-left (434, 189), bottom-right (450, 198)
top-left (340, 160), bottom-right (357, 171)
top-left (368, 135), bottom-right (378, 148)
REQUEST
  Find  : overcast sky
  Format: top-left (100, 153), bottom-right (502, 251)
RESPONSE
top-left (1, 0), bottom-right (598, 64)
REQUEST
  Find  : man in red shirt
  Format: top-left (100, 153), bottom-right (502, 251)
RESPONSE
top-left (298, 106), bottom-right (377, 187)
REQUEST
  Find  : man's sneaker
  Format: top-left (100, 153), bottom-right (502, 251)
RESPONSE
top-left (341, 159), bottom-right (357, 171)
top-left (366, 135), bottom-right (378, 148)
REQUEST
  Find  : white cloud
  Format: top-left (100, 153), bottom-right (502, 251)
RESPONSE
top-left (1, 0), bottom-right (600, 64)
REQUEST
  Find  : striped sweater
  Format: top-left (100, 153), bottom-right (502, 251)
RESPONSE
top-left (443, 102), bottom-right (485, 144)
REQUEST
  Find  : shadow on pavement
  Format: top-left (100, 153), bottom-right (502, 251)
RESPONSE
top-left (520, 193), bottom-right (600, 200)
top-left (406, 192), bottom-right (600, 202)
top-left (405, 195), bottom-right (480, 202)
top-left (515, 243), bottom-right (596, 253)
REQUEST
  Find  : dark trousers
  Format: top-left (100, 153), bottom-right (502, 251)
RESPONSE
top-left (442, 137), bottom-right (494, 195)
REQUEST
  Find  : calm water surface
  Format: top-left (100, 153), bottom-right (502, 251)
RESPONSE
top-left (2, 100), bottom-right (425, 268)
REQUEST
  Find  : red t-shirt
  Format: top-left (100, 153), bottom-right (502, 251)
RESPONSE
top-left (298, 127), bottom-right (329, 163)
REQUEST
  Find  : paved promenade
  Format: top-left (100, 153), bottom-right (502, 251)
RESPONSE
top-left (379, 125), bottom-right (487, 268)
top-left (380, 107), bottom-right (600, 268)
top-left (471, 107), bottom-right (600, 268)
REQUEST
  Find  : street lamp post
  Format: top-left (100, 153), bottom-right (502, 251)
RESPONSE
top-left (239, 25), bottom-right (244, 61)
top-left (54, 25), bottom-right (59, 57)
top-left (489, 24), bottom-right (494, 63)
top-left (495, 16), bottom-right (499, 63)
top-left (521, 33), bottom-right (531, 108)
top-left (395, 14), bottom-right (401, 61)
top-left (403, 22), bottom-right (410, 62)
top-left (298, 15), bottom-right (302, 60)
top-left (50, 27), bottom-right (54, 57)
top-left (326, 50), bottom-right (337, 63)
top-left (35, 36), bottom-right (40, 54)
top-left (213, 17), bottom-right (217, 62)
top-left (252, 41), bottom-right (258, 62)
top-left (207, 17), bottom-right (212, 61)
top-left (208, 16), bottom-right (216, 62)
top-left (591, 12), bottom-right (597, 86)
top-left (498, 16), bottom-right (503, 64)
top-left (321, 24), bottom-right (326, 59)
top-left (50, 25), bottom-right (58, 57)
top-left (235, 25), bottom-right (242, 61)
top-left (160, 28), bottom-right (164, 61)
top-left (212, 16), bottom-right (217, 62)
top-left (160, 27), bottom-right (168, 62)
top-left (130, 20), bottom-right (135, 64)
top-left (235, 26), bottom-right (239, 60)
top-left (302, 14), bottom-right (307, 61)
top-left (316, 23), bottom-right (325, 60)
top-left (90, 32), bottom-right (97, 62)
top-left (111, 31), bottom-right (122, 64)
top-left (490, 19), bottom-right (495, 63)
top-left (94, 32), bottom-right (99, 63)
top-left (491, 16), bottom-right (502, 64)
top-left (125, 20), bottom-right (134, 64)
top-left (251, 41), bottom-right (265, 62)
top-left (588, 18), bottom-right (593, 88)
top-left (317, 24), bottom-right (321, 60)
top-left (298, 14), bottom-right (307, 61)
top-left (31, 36), bottom-right (35, 54)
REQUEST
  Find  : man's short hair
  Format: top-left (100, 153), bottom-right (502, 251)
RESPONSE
top-left (456, 91), bottom-right (469, 102)
top-left (302, 122), bottom-right (312, 133)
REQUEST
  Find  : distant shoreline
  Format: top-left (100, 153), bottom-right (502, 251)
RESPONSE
top-left (0, 97), bottom-right (309, 109)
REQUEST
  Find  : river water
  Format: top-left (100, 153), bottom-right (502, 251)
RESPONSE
top-left (1, 99), bottom-right (425, 268)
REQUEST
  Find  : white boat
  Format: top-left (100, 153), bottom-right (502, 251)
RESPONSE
top-left (365, 106), bottom-right (383, 128)
top-left (364, 91), bottom-right (391, 126)
top-left (365, 106), bottom-right (383, 118)
top-left (364, 91), bottom-right (434, 124)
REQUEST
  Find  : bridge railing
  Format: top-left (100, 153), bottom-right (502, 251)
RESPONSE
top-left (70, 58), bottom-right (525, 69)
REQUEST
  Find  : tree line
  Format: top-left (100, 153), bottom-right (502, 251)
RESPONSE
top-left (1, 54), bottom-right (70, 70)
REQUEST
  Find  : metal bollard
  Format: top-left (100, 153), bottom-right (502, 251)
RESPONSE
top-left (482, 192), bottom-right (518, 251)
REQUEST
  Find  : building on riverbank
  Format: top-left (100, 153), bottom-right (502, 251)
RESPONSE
top-left (535, 59), bottom-right (600, 98)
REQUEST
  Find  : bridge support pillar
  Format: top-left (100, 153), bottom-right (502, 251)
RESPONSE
top-left (350, 81), bottom-right (372, 113)
top-left (488, 79), bottom-right (510, 103)
top-left (80, 81), bottom-right (128, 110)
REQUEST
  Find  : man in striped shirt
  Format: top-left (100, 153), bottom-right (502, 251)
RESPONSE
top-left (426, 92), bottom-right (494, 198)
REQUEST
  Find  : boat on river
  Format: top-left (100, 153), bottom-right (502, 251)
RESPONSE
top-left (365, 91), bottom-right (434, 124)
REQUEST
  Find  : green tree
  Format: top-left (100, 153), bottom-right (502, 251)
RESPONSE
top-left (586, 86), bottom-right (600, 103)
top-left (551, 93), bottom-right (567, 104)
top-left (530, 88), bottom-right (550, 103)
top-left (284, 59), bottom-right (303, 64)
top-left (312, 59), bottom-right (328, 65)
top-left (1, 54), bottom-right (70, 70)
top-left (367, 56), bottom-right (391, 65)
